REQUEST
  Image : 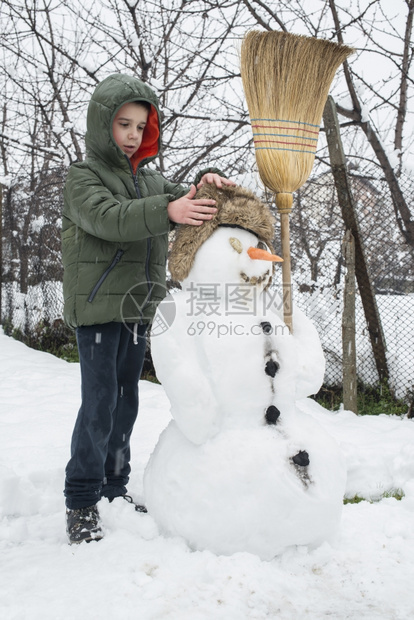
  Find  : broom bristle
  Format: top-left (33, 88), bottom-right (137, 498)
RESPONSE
top-left (241, 30), bottom-right (354, 208)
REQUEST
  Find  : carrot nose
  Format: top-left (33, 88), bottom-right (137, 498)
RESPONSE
top-left (247, 247), bottom-right (284, 262)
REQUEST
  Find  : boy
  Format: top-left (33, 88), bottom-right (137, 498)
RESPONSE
top-left (62, 73), bottom-right (234, 544)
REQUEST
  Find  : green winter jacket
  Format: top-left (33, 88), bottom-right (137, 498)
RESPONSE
top-left (62, 73), bottom-right (221, 329)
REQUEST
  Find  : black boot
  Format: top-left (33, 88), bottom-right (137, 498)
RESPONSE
top-left (66, 505), bottom-right (103, 544)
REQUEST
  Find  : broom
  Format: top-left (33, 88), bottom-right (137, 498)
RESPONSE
top-left (240, 30), bottom-right (354, 332)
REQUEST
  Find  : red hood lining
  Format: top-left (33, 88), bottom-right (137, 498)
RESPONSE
top-left (129, 104), bottom-right (160, 173)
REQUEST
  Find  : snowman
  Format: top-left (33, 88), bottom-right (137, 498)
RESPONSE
top-left (144, 184), bottom-right (346, 560)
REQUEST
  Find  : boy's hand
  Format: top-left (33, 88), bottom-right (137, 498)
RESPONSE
top-left (197, 173), bottom-right (236, 189)
top-left (168, 185), bottom-right (217, 226)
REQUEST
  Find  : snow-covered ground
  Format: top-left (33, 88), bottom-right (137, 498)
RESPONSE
top-left (1, 328), bottom-right (414, 619)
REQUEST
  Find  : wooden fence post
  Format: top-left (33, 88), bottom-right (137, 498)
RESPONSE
top-left (0, 183), bottom-right (2, 325)
top-left (342, 230), bottom-right (357, 412)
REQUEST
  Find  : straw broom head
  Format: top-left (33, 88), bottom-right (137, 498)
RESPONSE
top-left (241, 30), bottom-right (354, 213)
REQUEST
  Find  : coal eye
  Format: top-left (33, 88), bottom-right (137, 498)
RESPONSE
top-left (229, 237), bottom-right (243, 254)
top-left (257, 240), bottom-right (267, 250)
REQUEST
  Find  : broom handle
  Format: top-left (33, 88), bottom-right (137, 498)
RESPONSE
top-left (280, 212), bottom-right (293, 333)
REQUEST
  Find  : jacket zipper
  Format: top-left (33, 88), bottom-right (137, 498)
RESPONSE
top-left (128, 158), bottom-right (152, 308)
top-left (88, 249), bottom-right (124, 302)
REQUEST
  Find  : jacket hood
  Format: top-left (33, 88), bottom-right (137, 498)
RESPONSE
top-left (85, 73), bottom-right (161, 173)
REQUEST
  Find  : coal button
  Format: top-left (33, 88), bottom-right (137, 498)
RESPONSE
top-left (265, 360), bottom-right (279, 377)
top-left (260, 321), bottom-right (272, 335)
top-left (292, 451), bottom-right (310, 467)
top-left (265, 405), bottom-right (280, 425)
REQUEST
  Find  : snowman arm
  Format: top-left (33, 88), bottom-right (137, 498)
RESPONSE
top-left (292, 307), bottom-right (325, 399)
top-left (163, 364), bottom-right (221, 445)
top-left (150, 316), bottom-right (221, 445)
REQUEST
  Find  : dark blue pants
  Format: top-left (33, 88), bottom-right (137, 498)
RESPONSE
top-left (64, 322), bottom-right (147, 509)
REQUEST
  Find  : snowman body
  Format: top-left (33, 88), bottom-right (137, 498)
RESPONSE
top-left (144, 227), bottom-right (346, 559)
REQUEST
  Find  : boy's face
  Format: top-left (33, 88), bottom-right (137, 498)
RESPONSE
top-left (112, 102), bottom-right (149, 158)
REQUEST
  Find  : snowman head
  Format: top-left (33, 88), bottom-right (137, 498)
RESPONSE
top-left (181, 226), bottom-right (282, 292)
top-left (169, 184), bottom-right (282, 286)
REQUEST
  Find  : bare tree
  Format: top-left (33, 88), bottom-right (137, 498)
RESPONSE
top-left (0, 0), bottom-right (253, 180)
top-left (1, 0), bottom-right (413, 284)
top-left (231, 0), bottom-right (414, 248)
top-left (327, 0), bottom-right (414, 248)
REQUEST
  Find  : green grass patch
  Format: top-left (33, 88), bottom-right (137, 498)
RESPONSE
top-left (314, 381), bottom-right (408, 416)
top-left (141, 370), bottom-right (160, 384)
top-left (344, 489), bottom-right (405, 504)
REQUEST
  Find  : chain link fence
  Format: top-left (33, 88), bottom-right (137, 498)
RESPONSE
top-left (1, 156), bottom-right (413, 402)
top-left (287, 154), bottom-right (414, 401)
top-left (1, 166), bottom-right (65, 336)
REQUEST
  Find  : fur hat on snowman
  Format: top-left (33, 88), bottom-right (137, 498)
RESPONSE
top-left (168, 184), bottom-right (283, 284)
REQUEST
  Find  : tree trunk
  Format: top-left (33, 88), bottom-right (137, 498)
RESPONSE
top-left (324, 96), bottom-right (389, 384)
